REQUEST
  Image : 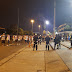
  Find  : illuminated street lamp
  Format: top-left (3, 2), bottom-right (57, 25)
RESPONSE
top-left (45, 20), bottom-right (49, 25)
top-left (38, 25), bottom-right (41, 34)
top-left (31, 19), bottom-right (34, 33)
top-left (45, 20), bottom-right (49, 31)
top-left (54, 0), bottom-right (56, 38)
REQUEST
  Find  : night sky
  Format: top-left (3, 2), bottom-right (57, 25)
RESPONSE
top-left (0, 0), bottom-right (72, 32)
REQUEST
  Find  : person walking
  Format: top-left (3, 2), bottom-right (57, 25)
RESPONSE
top-left (45, 34), bottom-right (50, 50)
top-left (33, 34), bottom-right (38, 51)
top-left (6, 34), bottom-right (10, 46)
top-left (1, 33), bottom-right (5, 46)
top-left (70, 35), bottom-right (72, 48)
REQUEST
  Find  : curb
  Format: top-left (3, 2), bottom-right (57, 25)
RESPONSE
top-left (0, 46), bottom-right (27, 66)
top-left (50, 42), bottom-right (71, 72)
top-left (49, 43), bottom-right (54, 50)
top-left (61, 43), bottom-right (70, 49)
top-left (50, 42), bottom-right (70, 49)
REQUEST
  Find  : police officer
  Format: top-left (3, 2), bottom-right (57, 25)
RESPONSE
top-left (33, 34), bottom-right (38, 51)
top-left (54, 34), bottom-right (60, 50)
top-left (38, 35), bottom-right (42, 45)
top-left (45, 34), bottom-right (50, 50)
top-left (70, 35), bottom-right (72, 48)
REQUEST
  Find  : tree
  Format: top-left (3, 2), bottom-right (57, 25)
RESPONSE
top-left (24, 31), bottom-right (33, 35)
top-left (64, 25), bottom-right (71, 31)
top-left (6, 24), bottom-right (17, 35)
top-left (19, 28), bottom-right (24, 35)
top-left (43, 30), bottom-right (46, 35)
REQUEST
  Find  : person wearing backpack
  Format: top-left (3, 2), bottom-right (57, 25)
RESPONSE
top-left (70, 35), bottom-right (72, 48)
top-left (54, 34), bottom-right (60, 50)
top-left (45, 34), bottom-right (50, 50)
top-left (33, 34), bottom-right (38, 51)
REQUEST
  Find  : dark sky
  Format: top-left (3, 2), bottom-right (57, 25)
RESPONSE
top-left (0, 0), bottom-right (72, 32)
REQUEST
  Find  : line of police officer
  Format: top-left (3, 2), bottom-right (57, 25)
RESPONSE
top-left (33, 33), bottom-right (72, 51)
top-left (33, 34), bottom-right (50, 51)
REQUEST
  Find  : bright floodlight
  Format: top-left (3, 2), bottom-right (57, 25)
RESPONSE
top-left (46, 20), bottom-right (49, 25)
top-left (38, 25), bottom-right (41, 28)
top-left (55, 32), bottom-right (58, 34)
top-left (31, 19), bottom-right (34, 23)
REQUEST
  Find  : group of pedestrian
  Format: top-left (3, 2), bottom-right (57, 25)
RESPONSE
top-left (1, 33), bottom-right (24, 46)
top-left (54, 34), bottom-right (61, 50)
top-left (33, 34), bottom-right (50, 51)
top-left (38, 35), bottom-right (42, 45)
top-left (1, 33), bottom-right (10, 46)
top-left (0, 33), bottom-right (35, 46)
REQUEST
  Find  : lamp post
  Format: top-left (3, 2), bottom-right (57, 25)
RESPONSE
top-left (17, 8), bottom-right (19, 36)
top-left (54, 0), bottom-right (56, 38)
top-left (46, 20), bottom-right (49, 25)
top-left (31, 19), bottom-right (34, 34)
top-left (45, 20), bottom-right (49, 31)
top-left (38, 25), bottom-right (41, 34)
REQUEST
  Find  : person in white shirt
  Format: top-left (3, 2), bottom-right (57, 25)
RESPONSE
top-left (1, 33), bottom-right (5, 46)
top-left (6, 34), bottom-right (10, 46)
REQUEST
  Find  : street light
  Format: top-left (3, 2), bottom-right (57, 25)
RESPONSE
top-left (38, 25), bottom-right (41, 34)
top-left (45, 20), bottom-right (49, 25)
top-left (54, 0), bottom-right (56, 38)
top-left (31, 19), bottom-right (34, 33)
top-left (45, 20), bottom-right (49, 31)
top-left (17, 8), bottom-right (19, 36)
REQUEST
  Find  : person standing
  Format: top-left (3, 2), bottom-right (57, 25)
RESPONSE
top-left (17, 35), bottom-right (21, 45)
top-left (39, 35), bottom-right (42, 45)
top-left (6, 34), bottom-right (10, 46)
top-left (45, 34), bottom-right (50, 50)
top-left (13, 35), bottom-right (15, 43)
top-left (54, 34), bottom-right (60, 50)
top-left (1, 33), bottom-right (5, 46)
top-left (33, 34), bottom-right (38, 51)
top-left (70, 35), bottom-right (72, 47)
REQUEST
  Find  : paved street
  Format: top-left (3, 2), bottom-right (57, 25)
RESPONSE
top-left (50, 41), bottom-right (72, 71)
top-left (0, 42), bottom-right (71, 72)
top-left (61, 41), bottom-right (71, 48)
top-left (0, 41), bottom-right (27, 60)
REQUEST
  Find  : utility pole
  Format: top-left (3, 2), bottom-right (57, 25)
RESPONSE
top-left (17, 8), bottom-right (19, 36)
top-left (54, 0), bottom-right (56, 38)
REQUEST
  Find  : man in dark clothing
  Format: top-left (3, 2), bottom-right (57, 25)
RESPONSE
top-left (70, 35), bottom-right (72, 47)
top-left (38, 35), bottom-right (42, 45)
top-left (33, 34), bottom-right (38, 51)
top-left (45, 34), bottom-right (50, 50)
top-left (54, 34), bottom-right (61, 50)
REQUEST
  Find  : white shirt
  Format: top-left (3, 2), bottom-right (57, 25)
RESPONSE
top-left (7, 35), bottom-right (10, 41)
top-left (1, 35), bottom-right (5, 40)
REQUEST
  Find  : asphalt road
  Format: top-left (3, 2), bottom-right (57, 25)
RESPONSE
top-left (0, 42), bottom-right (71, 72)
top-left (0, 41), bottom-right (27, 61)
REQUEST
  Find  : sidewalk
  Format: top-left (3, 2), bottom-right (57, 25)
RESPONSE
top-left (0, 43), bottom-right (71, 72)
top-left (61, 41), bottom-right (71, 48)
top-left (50, 41), bottom-right (71, 49)
top-left (50, 41), bottom-right (72, 71)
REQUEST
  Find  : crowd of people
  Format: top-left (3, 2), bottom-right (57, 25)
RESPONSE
top-left (33, 33), bottom-right (72, 51)
top-left (1, 33), bottom-right (72, 50)
top-left (0, 33), bottom-right (34, 46)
